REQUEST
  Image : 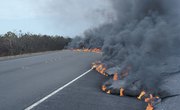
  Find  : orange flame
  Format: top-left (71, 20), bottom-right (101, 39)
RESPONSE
top-left (95, 64), bottom-right (102, 71)
top-left (137, 91), bottom-right (146, 100)
top-left (113, 73), bottom-right (118, 81)
top-left (91, 48), bottom-right (101, 53)
top-left (100, 67), bottom-right (107, 75)
top-left (93, 63), bottom-right (107, 76)
top-left (120, 88), bottom-right (124, 96)
top-left (92, 60), bottom-right (159, 110)
top-left (145, 94), bottom-right (153, 103)
top-left (105, 74), bottom-right (109, 77)
top-left (144, 94), bottom-right (161, 110)
top-left (102, 85), bottom-right (106, 91)
top-left (96, 64), bottom-right (103, 73)
top-left (146, 103), bottom-right (154, 110)
top-left (73, 48), bottom-right (101, 53)
top-left (106, 90), bottom-right (111, 94)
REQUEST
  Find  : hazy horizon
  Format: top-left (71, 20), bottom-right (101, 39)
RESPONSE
top-left (0, 0), bottom-right (114, 37)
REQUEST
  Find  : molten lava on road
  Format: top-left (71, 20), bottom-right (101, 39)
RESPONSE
top-left (73, 48), bottom-right (101, 53)
top-left (92, 61), bottom-right (161, 110)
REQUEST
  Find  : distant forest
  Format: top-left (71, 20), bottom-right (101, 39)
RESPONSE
top-left (0, 31), bottom-right (71, 56)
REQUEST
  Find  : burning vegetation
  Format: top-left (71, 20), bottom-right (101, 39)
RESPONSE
top-left (69, 0), bottom-right (180, 110)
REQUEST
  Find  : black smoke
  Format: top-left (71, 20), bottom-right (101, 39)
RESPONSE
top-left (69, 0), bottom-right (180, 96)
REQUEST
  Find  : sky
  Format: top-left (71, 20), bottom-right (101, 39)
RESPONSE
top-left (0, 0), bottom-right (114, 37)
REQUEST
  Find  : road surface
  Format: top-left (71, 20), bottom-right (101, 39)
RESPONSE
top-left (0, 50), bottom-right (146, 110)
top-left (156, 73), bottom-right (180, 110)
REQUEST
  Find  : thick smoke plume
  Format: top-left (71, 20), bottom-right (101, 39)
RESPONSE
top-left (69, 0), bottom-right (180, 96)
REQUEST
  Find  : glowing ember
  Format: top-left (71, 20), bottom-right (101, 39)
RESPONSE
top-left (91, 48), bottom-right (101, 53)
top-left (120, 88), bottom-right (124, 96)
top-left (92, 62), bottom-right (108, 76)
top-left (102, 85), bottom-right (106, 91)
top-left (146, 103), bottom-right (154, 110)
top-left (137, 91), bottom-right (146, 100)
top-left (99, 67), bottom-right (107, 75)
top-left (144, 94), bottom-right (161, 110)
top-left (92, 61), bottom-right (161, 110)
top-left (91, 61), bottom-right (100, 69)
top-left (145, 94), bottom-right (153, 103)
top-left (105, 74), bottom-right (108, 77)
top-left (73, 48), bottom-right (101, 53)
top-left (106, 90), bottom-right (111, 94)
top-left (113, 72), bottom-right (118, 81)
top-left (92, 65), bottom-right (97, 69)
top-left (96, 64), bottom-right (103, 73)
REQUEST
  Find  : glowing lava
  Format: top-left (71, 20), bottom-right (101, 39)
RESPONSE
top-left (146, 103), bottom-right (154, 110)
top-left (106, 90), bottom-right (111, 94)
top-left (73, 48), bottom-right (101, 53)
top-left (144, 94), bottom-right (160, 110)
top-left (92, 62), bottom-right (108, 76)
top-left (137, 91), bottom-right (146, 100)
top-left (102, 85), bottom-right (106, 91)
top-left (120, 88), bottom-right (124, 96)
top-left (113, 73), bottom-right (118, 81)
top-left (92, 61), bottom-right (161, 110)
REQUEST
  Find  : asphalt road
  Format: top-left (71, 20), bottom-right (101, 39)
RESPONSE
top-left (0, 50), bottom-right (146, 110)
top-left (156, 73), bottom-right (180, 110)
top-left (33, 69), bottom-right (146, 110)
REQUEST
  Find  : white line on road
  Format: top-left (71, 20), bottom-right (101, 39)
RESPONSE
top-left (24, 68), bottom-right (94, 110)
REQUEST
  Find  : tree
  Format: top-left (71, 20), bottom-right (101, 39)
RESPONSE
top-left (0, 32), bottom-right (72, 56)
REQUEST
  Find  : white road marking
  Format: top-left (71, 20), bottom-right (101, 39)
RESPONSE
top-left (24, 68), bottom-right (93, 110)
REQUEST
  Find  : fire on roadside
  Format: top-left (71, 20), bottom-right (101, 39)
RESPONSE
top-left (73, 48), bottom-right (101, 53)
top-left (136, 93), bottom-right (161, 110)
top-left (92, 61), bottom-right (161, 110)
top-left (145, 94), bottom-right (160, 110)
top-left (102, 85), bottom-right (106, 91)
top-left (92, 62), bottom-right (108, 76)
top-left (106, 90), bottom-right (111, 94)
top-left (120, 88), bottom-right (124, 96)
top-left (113, 73), bottom-right (118, 81)
top-left (137, 91), bottom-right (146, 100)
top-left (146, 103), bottom-right (154, 110)
top-left (102, 85), bottom-right (111, 94)
top-left (145, 94), bottom-right (155, 110)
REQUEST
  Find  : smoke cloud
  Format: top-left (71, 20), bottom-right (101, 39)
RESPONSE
top-left (32, 0), bottom-right (114, 37)
top-left (69, 0), bottom-right (180, 96)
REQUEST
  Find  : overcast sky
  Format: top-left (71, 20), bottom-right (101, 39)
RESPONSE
top-left (0, 0), bottom-right (114, 37)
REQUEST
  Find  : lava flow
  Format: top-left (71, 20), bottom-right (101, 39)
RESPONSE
top-left (102, 85), bottom-right (106, 92)
top-left (120, 88), bottom-right (124, 96)
top-left (92, 61), bottom-right (108, 76)
top-left (137, 91), bottom-right (146, 100)
top-left (92, 61), bottom-right (161, 110)
top-left (113, 73), bottom-right (118, 80)
top-left (68, 0), bottom-right (180, 109)
top-left (145, 94), bottom-right (161, 110)
top-left (73, 48), bottom-right (101, 53)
